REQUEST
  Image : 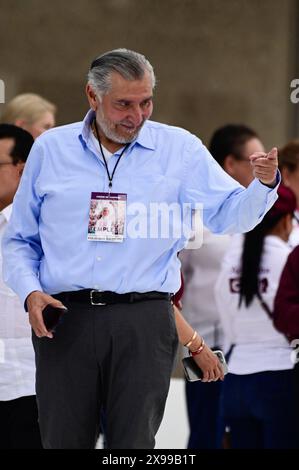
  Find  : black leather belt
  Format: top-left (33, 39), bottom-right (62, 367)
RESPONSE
top-left (54, 289), bottom-right (172, 306)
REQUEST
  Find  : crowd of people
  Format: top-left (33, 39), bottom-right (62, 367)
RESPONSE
top-left (0, 48), bottom-right (298, 449)
top-left (180, 127), bottom-right (299, 449)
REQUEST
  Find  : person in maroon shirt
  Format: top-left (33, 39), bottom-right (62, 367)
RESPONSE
top-left (274, 242), bottom-right (299, 448)
top-left (274, 246), bottom-right (299, 342)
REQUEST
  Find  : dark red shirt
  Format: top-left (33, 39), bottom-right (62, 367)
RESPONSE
top-left (274, 245), bottom-right (299, 341)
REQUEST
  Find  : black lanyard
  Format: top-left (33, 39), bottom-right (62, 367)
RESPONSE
top-left (93, 119), bottom-right (129, 188)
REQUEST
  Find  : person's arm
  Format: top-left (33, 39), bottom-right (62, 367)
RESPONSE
top-left (2, 140), bottom-right (65, 338)
top-left (182, 136), bottom-right (279, 235)
top-left (273, 247), bottom-right (299, 340)
top-left (173, 304), bottom-right (224, 382)
top-left (2, 140), bottom-right (44, 303)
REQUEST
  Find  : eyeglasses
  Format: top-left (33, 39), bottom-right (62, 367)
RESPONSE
top-left (235, 157), bottom-right (251, 163)
top-left (0, 162), bottom-right (14, 167)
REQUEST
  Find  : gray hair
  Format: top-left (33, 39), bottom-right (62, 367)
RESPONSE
top-left (87, 48), bottom-right (156, 97)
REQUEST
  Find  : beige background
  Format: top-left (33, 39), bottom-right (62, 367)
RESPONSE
top-left (0, 0), bottom-right (298, 150)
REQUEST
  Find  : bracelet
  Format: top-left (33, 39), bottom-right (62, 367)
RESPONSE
top-left (184, 331), bottom-right (197, 348)
top-left (190, 339), bottom-right (205, 357)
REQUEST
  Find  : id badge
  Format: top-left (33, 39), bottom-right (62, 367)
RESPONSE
top-left (87, 192), bottom-right (127, 242)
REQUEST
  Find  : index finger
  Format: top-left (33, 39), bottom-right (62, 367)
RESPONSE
top-left (37, 320), bottom-right (53, 339)
top-left (266, 147), bottom-right (278, 160)
top-left (249, 152), bottom-right (267, 162)
top-left (31, 308), bottom-right (53, 339)
top-left (217, 363), bottom-right (225, 381)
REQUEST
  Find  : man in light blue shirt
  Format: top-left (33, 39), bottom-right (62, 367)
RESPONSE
top-left (2, 49), bottom-right (279, 449)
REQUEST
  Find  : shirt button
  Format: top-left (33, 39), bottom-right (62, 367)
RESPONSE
top-left (97, 256), bottom-right (101, 261)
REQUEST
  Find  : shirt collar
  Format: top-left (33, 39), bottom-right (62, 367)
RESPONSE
top-left (134, 121), bottom-right (155, 150)
top-left (80, 109), bottom-right (95, 145)
top-left (0, 204), bottom-right (13, 222)
top-left (79, 109), bottom-right (155, 152)
top-left (265, 234), bottom-right (289, 249)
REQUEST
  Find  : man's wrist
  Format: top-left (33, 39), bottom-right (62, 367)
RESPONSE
top-left (25, 290), bottom-right (42, 311)
top-left (259, 178), bottom-right (276, 188)
top-left (259, 170), bottom-right (279, 188)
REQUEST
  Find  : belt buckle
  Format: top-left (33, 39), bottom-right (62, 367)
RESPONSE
top-left (90, 290), bottom-right (106, 306)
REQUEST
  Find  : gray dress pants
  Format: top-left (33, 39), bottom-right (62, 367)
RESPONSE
top-left (32, 298), bottom-right (178, 449)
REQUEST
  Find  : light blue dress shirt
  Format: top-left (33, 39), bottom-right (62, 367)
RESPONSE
top-left (2, 110), bottom-right (279, 304)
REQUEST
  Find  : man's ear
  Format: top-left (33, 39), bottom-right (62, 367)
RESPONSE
top-left (281, 167), bottom-right (291, 187)
top-left (86, 84), bottom-right (98, 111)
top-left (223, 155), bottom-right (236, 177)
top-left (14, 118), bottom-right (26, 128)
top-left (15, 161), bottom-right (25, 177)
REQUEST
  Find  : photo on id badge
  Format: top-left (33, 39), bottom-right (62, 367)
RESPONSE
top-left (87, 192), bottom-right (127, 242)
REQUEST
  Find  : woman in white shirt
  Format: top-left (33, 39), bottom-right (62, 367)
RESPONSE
top-left (181, 123), bottom-right (265, 449)
top-left (215, 185), bottom-right (298, 448)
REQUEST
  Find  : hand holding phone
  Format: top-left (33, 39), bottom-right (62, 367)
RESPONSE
top-left (182, 350), bottom-right (228, 382)
top-left (42, 304), bottom-right (68, 332)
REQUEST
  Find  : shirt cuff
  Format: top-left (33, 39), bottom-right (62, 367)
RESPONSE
top-left (246, 173), bottom-right (280, 215)
top-left (15, 276), bottom-right (43, 311)
top-left (259, 169), bottom-right (281, 189)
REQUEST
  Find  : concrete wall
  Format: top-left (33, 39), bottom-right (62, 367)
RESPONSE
top-left (0, 0), bottom-right (297, 149)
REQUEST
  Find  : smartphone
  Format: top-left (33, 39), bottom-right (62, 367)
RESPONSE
top-left (42, 304), bottom-right (68, 332)
top-left (182, 350), bottom-right (228, 382)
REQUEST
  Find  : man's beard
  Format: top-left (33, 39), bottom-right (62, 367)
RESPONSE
top-left (96, 108), bottom-right (146, 144)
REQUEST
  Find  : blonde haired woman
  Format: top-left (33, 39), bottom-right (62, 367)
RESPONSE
top-left (1, 93), bottom-right (56, 139)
